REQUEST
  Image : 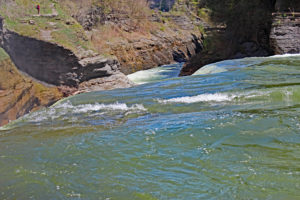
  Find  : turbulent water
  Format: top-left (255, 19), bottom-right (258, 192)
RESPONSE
top-left (1, 55), bottom-right (300, 199)
top-left (128, 63), bottom-right (183, 84)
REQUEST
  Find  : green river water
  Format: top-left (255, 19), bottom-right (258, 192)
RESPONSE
top-left (0, 55), bottom-right (300, 199)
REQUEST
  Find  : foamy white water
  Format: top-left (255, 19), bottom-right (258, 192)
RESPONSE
top-left (158, 93), bottom-right (236, 104)
top-left (127, 63), bottom-right (183, 84)
top-left (14, 101), bottom-right (147, 124)
top-left (68, 102), bottom-right (147, 113)
top-left (193, 65), bottom-right (227, 75)
top-left (270, 53), bottom-right (300, 58)
top-left (127, 69), bottom-right (165, 84)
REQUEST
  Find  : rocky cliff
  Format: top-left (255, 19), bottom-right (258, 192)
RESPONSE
top-left (0, 0), bottom-right (203, 126)
top-left (108, 14), bottom-right (203, 74)
top-left (74, 6), bottom-right (203, 74)
top-left (180, 0), bottom-right (300, 76)
top-left (0, 15), bottom-right (133, 126)
top-left (0, 17), bottom-right (132, 90)
top-left (270, 13), bottom-right (300, 54)
top-left (0, 48), bottom-right (62, 126)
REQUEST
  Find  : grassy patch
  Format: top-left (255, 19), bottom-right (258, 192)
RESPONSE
top-left (0, 48), bottom-right (9, 61)
top-left (0, 0), bottom-right (93, 55)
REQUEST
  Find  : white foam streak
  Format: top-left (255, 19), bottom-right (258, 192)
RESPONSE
top-left (127, 69), bottom-right (166, 85)
top-left (23, 101), bottom-right (147, 123)
top-left (193, 65), bottom-right (227, 75)
top-left (158, 93), bottom-right (236, 104)
top-left (127, 63), bottom-right (182, 84)
top-left (270, 53), bottom-right (300, 58)
top-left (56, 101), bottom-right (147, 113)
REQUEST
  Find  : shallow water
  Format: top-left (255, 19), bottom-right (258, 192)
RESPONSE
top-left (1, 55), bottom-right (300, 199)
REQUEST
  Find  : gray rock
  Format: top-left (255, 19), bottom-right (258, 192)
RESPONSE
top-left (270, 13), bottom-right (300, 54)
top-left (0, 18), bottom-right (133, 92)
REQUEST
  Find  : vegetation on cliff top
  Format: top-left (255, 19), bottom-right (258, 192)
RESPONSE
top-left (53, 0), bottom-right (202, 73)
top-left (0, 0), bottom-right (94, 55)
top-left (0, 46), bottom-right (9, 61)
top-left (0, 0), bottom-right (199, 58)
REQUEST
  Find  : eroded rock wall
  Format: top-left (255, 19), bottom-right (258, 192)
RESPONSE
top-left (0, 17), bottom-right (133, 89)
top-left (73, 5), bottom-right (203, 75)
top-left (107, 13), bottom-right (203, 75)
top-left (0, 17), bottom-right (133, 126)
top-left (2, 30), bottom-right (81, 86)
top-left (180, 0), bottom-right (300, 76)
top-left (270, 13), bottom-right (300, 54)
top-left (111, 31), bottom-right (203, 75)
top-left (0, 51), bottom-right (63, 126)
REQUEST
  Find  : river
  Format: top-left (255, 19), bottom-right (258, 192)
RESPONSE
top-left (1, 55), bottom-right (300, 199)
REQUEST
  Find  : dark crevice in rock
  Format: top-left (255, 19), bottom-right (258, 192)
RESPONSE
top-left (172, 50), bottom-right (186, 63)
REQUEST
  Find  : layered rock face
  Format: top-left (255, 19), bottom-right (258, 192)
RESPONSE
top-left (270, 13), bottom-right (300, 54)
top-left (0, 17), bottom-right (133, 126)
top-left (180, 0), bottom-right (300, 76)
top-left (111, 30), bottom-right (203, 75)
top-left (0, 18), bottom-right (133, 91)
top-left (110, 13), bottom-right (203, 75)
top-left (0, 49), bottom-right (62, 126)
top-left (270, 0), bottom-right (300, 54)
top-left (74, 4), bottom-right (203, 75)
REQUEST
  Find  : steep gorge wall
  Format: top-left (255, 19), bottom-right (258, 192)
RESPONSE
top-left (2, 29), bottom-right (81, 86)
top-left (270, 1), bottom-right (300, 54)
top-left (0, 17), bottom-right (132, 90)
top-left (112, 31), bottom-right (203, 75)
top-left (180, 0), bottom-right (300, 76)
top-left (0, 18), bottom-right (128, 88)
top-left (0, 17), bottom-right (133, 126)
top-left (0, 49), bottom-right (63, 126)
top-left (270, 13), bottom-right (300, 54)
top-left (74, 3), bottom-right (203, 75)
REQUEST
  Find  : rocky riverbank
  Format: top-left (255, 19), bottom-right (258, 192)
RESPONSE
top-left (76, 6), bottom-right (203, 74)
top-left (0, 48), bottom-right (62, 126)
top-left (0, 0), bottom-right (203, 126)
top-left (0, 15), bottom-right (134, 125)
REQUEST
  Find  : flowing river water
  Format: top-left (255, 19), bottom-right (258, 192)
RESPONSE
top-left (1, 55), bottom-right (300, 199)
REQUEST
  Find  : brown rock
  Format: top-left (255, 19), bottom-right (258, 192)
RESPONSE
top-left (0, 58), bottom-right (62, 126)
